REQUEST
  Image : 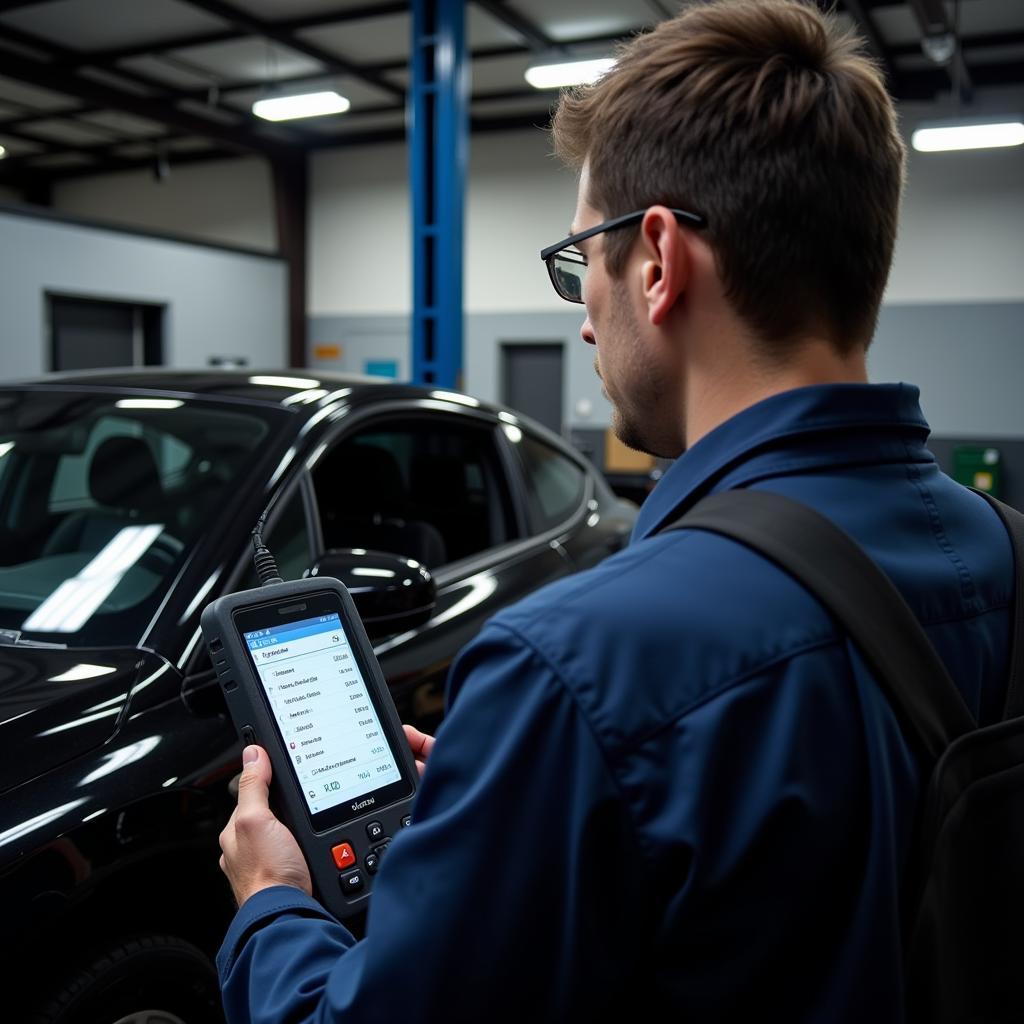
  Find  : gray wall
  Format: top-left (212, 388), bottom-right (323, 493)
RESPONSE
top-left (869, 303), bottom-right (1024, 438)
top-left (0, 205), bottom-right (288, 377)
top-left (308, 315), bottom-right (410, 380)
top-left (311, 303), bottom-right (1023, 437)
top-left (309, 302), bottom-right (1024, 505)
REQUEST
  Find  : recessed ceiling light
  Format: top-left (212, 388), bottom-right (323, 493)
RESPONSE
top-left (912, 121), bottom-right (1024, 153)
top-left (525, 58), bottom-right (616, 90)
top-left (0, 144), bottom-right (6, 159)
top-left (252, 90), bottom-right (350, 122)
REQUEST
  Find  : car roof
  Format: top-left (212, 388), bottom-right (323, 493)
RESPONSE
top-left (7, 367), bottom-right (509, 419)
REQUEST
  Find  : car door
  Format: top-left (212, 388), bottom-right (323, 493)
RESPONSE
top-left (303, 404), bottom-right (576, 728)
top-left (509, 428), bottom-right (635, 571)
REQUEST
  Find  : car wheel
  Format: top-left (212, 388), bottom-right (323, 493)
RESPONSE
top-left (30, 934), bottom-right (223, 1024)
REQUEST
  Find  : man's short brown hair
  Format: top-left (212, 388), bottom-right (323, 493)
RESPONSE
top-left (552, 0), bottom-right (906, 353)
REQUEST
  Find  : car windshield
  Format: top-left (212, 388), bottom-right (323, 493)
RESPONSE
top-left (0, 389), bottom-right (276, 647)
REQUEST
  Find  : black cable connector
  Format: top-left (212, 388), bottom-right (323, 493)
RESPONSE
top-left (252, 507), bottom-right (284, 587)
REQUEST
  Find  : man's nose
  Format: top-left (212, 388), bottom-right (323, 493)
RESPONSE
top-left (580, 316), bottom-right (596, 346)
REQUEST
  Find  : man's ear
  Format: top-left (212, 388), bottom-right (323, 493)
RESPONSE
top-left (639, 206), bottom-right (690, 327)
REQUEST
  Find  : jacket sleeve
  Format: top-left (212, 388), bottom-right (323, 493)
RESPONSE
top-left (217, 620), bottom-right (645, 1023)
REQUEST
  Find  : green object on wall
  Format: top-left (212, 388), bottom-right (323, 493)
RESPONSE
top-left (952, 445), bottom-right (1002, 497)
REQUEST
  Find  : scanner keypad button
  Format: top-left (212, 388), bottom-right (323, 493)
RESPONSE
top-left (339, 869), bottom-right (364, 895)
top-left (364, 852), bottom-right (380, 875)
top-left (331, 842), bottom-right (356, 870)
top-left (366, 820), bottom-right (384, 841)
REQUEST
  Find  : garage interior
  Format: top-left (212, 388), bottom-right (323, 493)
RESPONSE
top-left (0, 0), bottom-right (1021, 502)
top-left (0, 1), bottom-right (1023, 1021)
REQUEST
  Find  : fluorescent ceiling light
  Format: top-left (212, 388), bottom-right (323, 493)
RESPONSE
top-left (525, 58), bottom-right (616, 90)
top-left (912, 121), bottom-right (1024, 152)
top-left (252, 90), bottom-right (350, 122)
top-left (0, 441), bottom-right (14, 458)
top-left (115, 398), bottom-right (183, 410)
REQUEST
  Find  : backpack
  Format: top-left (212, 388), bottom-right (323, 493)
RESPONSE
top-left (662, 487), bottom-right (1024, 1024)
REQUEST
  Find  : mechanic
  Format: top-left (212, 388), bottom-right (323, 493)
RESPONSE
top-left (217, 1), bottom-right (1013, 1020)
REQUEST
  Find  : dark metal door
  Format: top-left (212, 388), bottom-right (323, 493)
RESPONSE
top-left (49, 295), bottom-right (163, 371)
top-left (501, 343), bottom-right (564, 436)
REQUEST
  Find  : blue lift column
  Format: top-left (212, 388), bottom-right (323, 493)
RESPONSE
top-left (409, 0), bottom-right (469, 387)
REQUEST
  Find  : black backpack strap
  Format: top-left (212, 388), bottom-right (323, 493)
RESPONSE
top-left (660, 489), bottom-right (976, 763)
top-left (969, 489), bottom-right (1024, 720)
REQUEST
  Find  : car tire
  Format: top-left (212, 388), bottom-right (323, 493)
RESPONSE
top-left (30, 934), bottom-right (223, 1024)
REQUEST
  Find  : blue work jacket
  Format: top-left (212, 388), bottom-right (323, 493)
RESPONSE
top-left (218, 383), bottom-right (1012, 1023)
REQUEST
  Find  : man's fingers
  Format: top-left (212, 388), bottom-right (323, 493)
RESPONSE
top-left (235, 745), bottom-right (272, 813)
top-left (403, 724), bottom-right (435, 760)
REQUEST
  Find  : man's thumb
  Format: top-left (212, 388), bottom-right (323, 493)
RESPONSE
top-left (236, 744), bottom-right (272, 805)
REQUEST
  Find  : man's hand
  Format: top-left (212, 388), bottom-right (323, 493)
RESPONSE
top-left (219, 745), bottom-right (312, 907)
top-left (403, 724), bottom-right (434, 777)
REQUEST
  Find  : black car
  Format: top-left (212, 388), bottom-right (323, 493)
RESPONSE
top-left (0, 370), bottom-right (636, 1024)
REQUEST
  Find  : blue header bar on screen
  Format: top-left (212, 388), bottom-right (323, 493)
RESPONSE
top-left (244, 613), bottom-right (343, 651)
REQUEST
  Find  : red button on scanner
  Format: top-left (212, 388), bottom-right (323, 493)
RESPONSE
top-left (331, 842), bottom-right (356, 870)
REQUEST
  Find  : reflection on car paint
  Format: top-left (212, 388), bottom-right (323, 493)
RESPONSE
top-left (24, 524), bottom-right (166, 634)
top-left (0, 799), bottom-right (89, 849)
top-left (78, 736), bottom-right (161, 786)
top-left (38, 705), bottom-right (121, 736)
top-left (48, 663), bottom-right (118, 683)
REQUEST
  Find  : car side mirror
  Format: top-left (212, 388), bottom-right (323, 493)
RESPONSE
top-left (305, 549), bottom-right (437, 640)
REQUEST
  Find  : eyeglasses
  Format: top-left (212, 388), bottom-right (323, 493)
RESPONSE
top-left (539, 207), bottom-right (707, 304)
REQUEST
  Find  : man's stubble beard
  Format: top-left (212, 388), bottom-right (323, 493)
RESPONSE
top-left (599, 280), bottom-right (682, 459)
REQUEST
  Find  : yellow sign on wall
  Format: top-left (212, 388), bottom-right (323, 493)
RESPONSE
top-left (313, 344), bottom-right (342, 360)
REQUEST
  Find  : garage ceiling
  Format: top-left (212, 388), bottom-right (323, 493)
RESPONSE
top-left (0, 0), bottom-right (1022, 193)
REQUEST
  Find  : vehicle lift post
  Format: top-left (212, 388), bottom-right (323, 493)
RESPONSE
top-left (409, 0), bottom-right (468, 388)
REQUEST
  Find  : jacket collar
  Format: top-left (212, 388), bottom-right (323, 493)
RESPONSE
top-left (633, 382), bottom-right (933, 541)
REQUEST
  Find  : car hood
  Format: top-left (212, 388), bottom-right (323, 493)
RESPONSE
top-left (0, 645), bottom-right (146, 795)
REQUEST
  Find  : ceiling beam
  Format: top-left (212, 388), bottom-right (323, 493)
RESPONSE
top-left (0, 49), bottom-right (293, 158)
top-left (906, 0), bottom-right (973, 103)
top-left (472, 0), bottom-right (560, 53)
top-left (62, 1), bottom-right (409, 70)
top-left (6, 107), bottom-right (562, 184)
top-left (0, 105), bottom-right (100, 130)
top-left (0, 22), bottom-right (192, 99)
top-left (177, 0), bottom-right (405, 100)
top-left (889, 30), bottom-right (1024, 57)
top-left (0, 129), bottom-right (186, 168)
top-left (0, 143), bottom-right (243, 184)
top-left (366, 28), bottom-right (635, 75)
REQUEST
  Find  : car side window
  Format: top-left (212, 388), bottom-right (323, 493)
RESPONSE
top-left (242, 486), bottom-right (313, 587)
top-left (516, 434), bottom-right (587, 533)
top-left (310, 417), bottom-right (515, 568)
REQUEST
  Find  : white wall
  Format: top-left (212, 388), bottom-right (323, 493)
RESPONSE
top-left (887, 95), bottom-right (1024, 304)
top-left (311, 144), bottom-right (411, 316)
top-left (54, 156), bottom-right (276, 253)
top-left (309, 132), bottom-right (575, 315)
top-left (43, 100), bottom-right (1024, 315)
top-left (308, 123), bottom-right (1024, 315)
top-left (0, 208), bottom-right (287, 378)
